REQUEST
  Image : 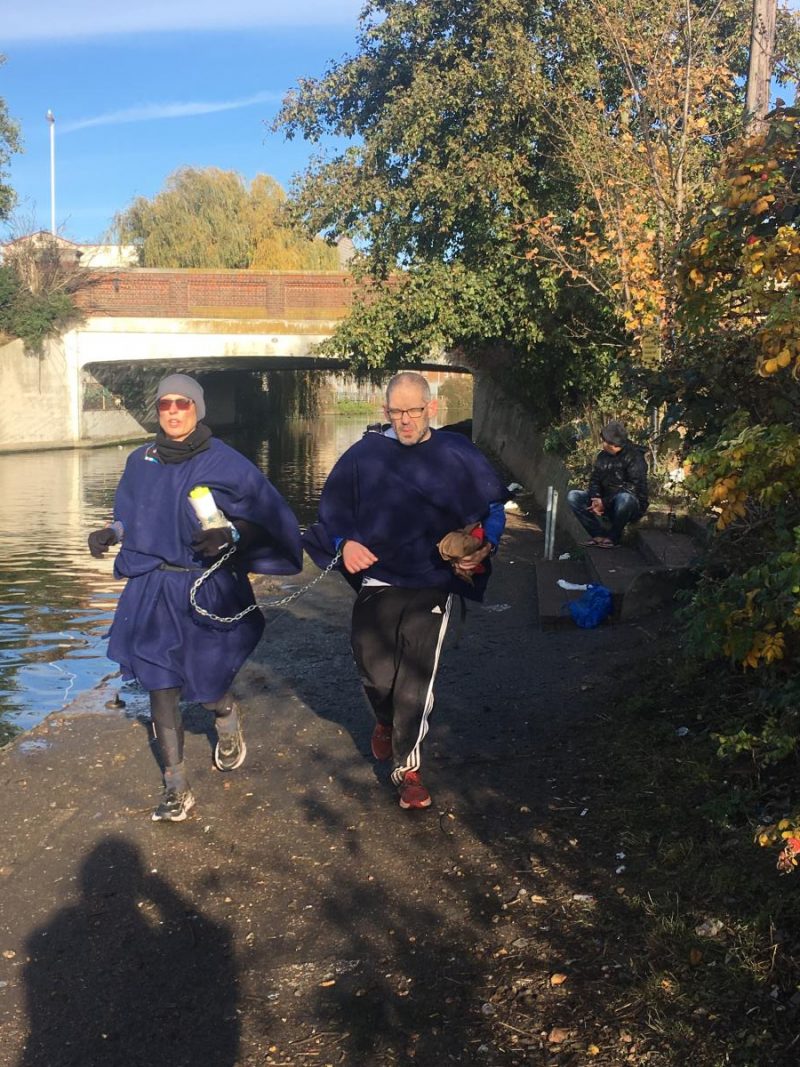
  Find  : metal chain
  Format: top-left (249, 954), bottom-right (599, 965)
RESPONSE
top-left (189, 547), bottom-right (342, 624)
top-left (266, 549), bottom-right (343, 609)
top-left (189, 546), bottom-right (258, 624)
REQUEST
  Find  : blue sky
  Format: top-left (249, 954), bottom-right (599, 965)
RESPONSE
top-left (2, 1), bottom-right (364, 242)
top-left (4, 3), bottom-right (800, 245)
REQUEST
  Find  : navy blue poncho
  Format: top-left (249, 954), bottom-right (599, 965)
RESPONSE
top-left (107, 438), bottom-right (302, 702)
top-left (303, 429), bottom-right (508, 601)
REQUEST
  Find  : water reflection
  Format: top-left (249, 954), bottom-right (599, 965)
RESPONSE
top-left (0, 417), bottom-right (366, 735)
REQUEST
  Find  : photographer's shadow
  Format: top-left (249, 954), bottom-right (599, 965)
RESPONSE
top-left (19, 836), bottom-right (238, 1067)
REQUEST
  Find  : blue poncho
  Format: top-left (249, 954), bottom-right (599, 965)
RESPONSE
top-left (107, 438), bottom-right (302, 702)
top-left (303, 429), bottom-right (508, 601)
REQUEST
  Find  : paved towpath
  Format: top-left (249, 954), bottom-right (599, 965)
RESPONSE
top-left (0, 507), bottom-right (661, 1066)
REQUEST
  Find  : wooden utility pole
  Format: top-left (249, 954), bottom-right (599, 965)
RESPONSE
top-left (745, 0), bottom-right (777, 133)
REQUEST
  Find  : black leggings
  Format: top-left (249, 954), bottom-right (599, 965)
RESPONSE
top-left (149, 688), bottom-right (236, 769)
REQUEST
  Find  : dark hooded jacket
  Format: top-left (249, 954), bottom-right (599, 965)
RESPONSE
top-left (587, 443), bottom-right (649, 513)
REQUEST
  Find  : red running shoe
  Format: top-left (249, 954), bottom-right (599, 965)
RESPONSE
top-left (398, 770), bottom-right (432, 810)
top-left (371, 722), bottom-right (393, 761)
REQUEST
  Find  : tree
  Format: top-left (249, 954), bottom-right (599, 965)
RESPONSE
top-left (526, 0), bottom-right (751, 347)
top-left (246, 175), bottom-right (341, 270)
top-left (0, 231), bottom-right (87, 354)
top-left (110, 167), bottom-right (339, 270)
top-left (0, 57), bottom-right (21, 223)
top-left (276, 1), bottom-right (788, 419)
top-left (276, 0), bottom-right (612, 418)
top-left (277, 0), bottom-right (800, 422)
top-left (668, 110), bottom-right (800, 845)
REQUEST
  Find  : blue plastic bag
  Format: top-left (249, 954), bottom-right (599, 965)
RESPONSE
top-left (568, 583), bottom-right (613, 628)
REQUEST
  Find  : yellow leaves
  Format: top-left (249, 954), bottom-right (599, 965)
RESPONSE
top-left (756, 817), bottom-right (800, 850)
top-left (742, 629), bottom-right (785, 669)
top-left (708, 475), bottom-right (738, 503)
top-left (750, 195), bottom-right (775, 216)
top-left (757, 327), bottom-right (800, 377)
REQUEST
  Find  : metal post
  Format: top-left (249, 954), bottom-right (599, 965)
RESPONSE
top-left (544, 486), bottom-right (559, 561)
top-left (46, 110), bottom-right (56, 235)
top-left (548, 489), bottom-right (559, 560)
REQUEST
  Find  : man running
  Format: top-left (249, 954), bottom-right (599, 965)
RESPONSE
top-left (304, 371), bottom-right (508, 810)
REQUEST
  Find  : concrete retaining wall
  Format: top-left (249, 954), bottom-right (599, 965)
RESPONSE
top-left (0, 338), bottom-right (76, 451)
top-left (0, 337), bottom-right (148, 452)
top-left (81, 409), bottom-right (149, 443)
top-left (473, 375), bottom-right (584, 541)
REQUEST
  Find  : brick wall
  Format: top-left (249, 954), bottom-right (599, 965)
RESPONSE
top-left (74, 269), bottom-right (357, 320)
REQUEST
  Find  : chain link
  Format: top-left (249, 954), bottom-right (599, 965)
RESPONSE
top-left (189, 548), bottom-right (342, 625)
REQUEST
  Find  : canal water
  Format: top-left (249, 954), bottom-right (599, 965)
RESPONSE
top-left (0, 416), bottom-right (367, 738)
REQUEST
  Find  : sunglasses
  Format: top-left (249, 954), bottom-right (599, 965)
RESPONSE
top-left (157, 397), bottom-right (194, 412)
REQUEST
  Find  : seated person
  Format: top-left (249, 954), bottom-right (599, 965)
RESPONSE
top-left (566, 420), bottom-right (649, 548)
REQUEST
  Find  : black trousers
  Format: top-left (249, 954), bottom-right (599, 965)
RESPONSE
top-left (351, 585), bottom-right (452, 784)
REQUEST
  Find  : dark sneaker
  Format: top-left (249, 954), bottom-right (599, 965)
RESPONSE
top-left (152, 787), bottom-right (195, 822)
top-left (214, 714), bottom-right (247, 772)
top-left (371, 722), bottom-right (393, 761)
top-left (398, 770), bottom-right (432, 810)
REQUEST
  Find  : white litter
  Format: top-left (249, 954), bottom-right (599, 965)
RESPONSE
top-left (558, 552), bottom-right (572, 560)
top-left (557, 579), bottom-right (588, 591)
top-left (507, 482), bottom-right (524, 492)
top-left (504, 500), bottom-right (520, 511)
top-left (695, 918), bottom-right (724, 938)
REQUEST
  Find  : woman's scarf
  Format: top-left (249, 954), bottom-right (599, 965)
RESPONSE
top-left (154, 422), bottom-right (213, 464)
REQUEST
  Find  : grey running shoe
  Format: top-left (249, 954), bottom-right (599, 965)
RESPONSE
top-left (152, 787), bottom-right (196, 822)
top-left (214, 713), bottom-right (247, 772)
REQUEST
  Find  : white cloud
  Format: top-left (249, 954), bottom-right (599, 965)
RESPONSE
top-left (60, 92), bottom-right (282, 133)
top-left (4, 0), bottom-right (364, 42)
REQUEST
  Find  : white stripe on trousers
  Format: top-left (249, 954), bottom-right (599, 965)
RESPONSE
top-left (391, 594), bottom-right (452, 784)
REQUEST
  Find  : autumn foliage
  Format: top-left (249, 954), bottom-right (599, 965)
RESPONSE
top-left (673, 109), bottom-right (800, 858)
top-left (526, 0), bottom-right (746, 347)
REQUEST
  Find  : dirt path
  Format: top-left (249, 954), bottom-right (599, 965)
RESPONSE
top-left (0, 507), bottom-right (664, 1066)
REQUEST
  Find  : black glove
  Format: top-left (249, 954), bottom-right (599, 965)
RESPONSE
top-left (227, 518), bottom-right (264, 552)
top-left (88, 527), bottom-right (120, 558)
top-left (191, 525), bottom-right (236, 558)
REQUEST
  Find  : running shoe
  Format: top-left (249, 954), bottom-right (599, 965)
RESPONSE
top-left (152, 787), bottom-right (196, 822)
top-left (371, 722), bottom-right (393, 761)
top-left (398, 770), bottom-right (432, 810)
top-left (214, 712), bottom-right (247, 772)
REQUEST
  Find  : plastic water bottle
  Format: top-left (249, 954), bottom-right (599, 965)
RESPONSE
top-left (188, 486), bottom-right (229, 530)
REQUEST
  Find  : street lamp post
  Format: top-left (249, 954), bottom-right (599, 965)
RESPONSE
top-left (46, 110), bottom-right (55, 235)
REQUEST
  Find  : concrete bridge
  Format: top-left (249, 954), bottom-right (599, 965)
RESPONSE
top-left (0, 269), bottom-right (466, 451)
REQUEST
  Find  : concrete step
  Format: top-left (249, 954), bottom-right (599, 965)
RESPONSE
top-left (534, 533), bottom-right (700, 628)
top-left (585, 541), bottom-right (696, 621)
top-left (633, 527), bottom-right (701, 569)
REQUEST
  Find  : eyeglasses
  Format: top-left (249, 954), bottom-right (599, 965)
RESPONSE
top-left (157, 397), bottom-right (194, 412)
top-left (386, 405), bottom-right (427, 420)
